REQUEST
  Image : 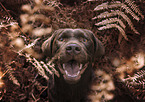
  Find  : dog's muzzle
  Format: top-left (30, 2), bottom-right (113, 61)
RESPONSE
top-left (57, 43), bottom-right (89, 84)
top-left (58, 61), bottom-right (89, 84)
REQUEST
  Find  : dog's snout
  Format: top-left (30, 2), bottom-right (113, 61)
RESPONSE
top-left (66, 44), bottom-right (81, 55)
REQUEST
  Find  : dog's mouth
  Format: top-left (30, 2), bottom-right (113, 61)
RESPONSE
top-left (57, 60), bottom-right (89, 84)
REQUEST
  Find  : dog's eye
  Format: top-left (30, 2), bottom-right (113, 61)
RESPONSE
top-left (80, 38), bottom-right (88, 43)
top-left (58, 37), bottom-right (64, 41)
top-left (82, 38), bottom-right (88, 43)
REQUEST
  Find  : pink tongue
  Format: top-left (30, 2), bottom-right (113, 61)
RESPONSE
top-left (64, 61), bottom-right (80, 76)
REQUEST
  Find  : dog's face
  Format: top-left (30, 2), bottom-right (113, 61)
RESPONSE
top-left (42, 29), bottom-right (105, 84)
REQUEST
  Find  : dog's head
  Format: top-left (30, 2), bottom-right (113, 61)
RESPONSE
top-left (42, 29), bottom-right (105, 84)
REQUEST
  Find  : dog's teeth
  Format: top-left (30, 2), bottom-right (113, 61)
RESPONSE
top-left (65, 70), bottom-right (80, 77)
top-left (79, 64), bottom-right (83, 70)
top-left (65, 71), bottom-right (72, 77)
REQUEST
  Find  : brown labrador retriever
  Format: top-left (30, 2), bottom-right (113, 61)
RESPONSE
top-left (42, 28), bottom-right (105, 102)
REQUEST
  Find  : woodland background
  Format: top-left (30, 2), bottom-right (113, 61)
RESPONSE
top-left (0, 0), bottom-right (145, 102)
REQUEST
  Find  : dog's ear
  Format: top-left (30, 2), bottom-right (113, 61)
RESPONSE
top-left (82, 29), bottom-right (105, 57)
top-left (93, 35), bottom-right (105, 57)
top-left (42, 36), bottom-right (53, 57)
top-left (42, 29), bottom-right (64, 57)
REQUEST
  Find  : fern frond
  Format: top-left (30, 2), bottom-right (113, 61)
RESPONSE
top-left (94, 2), bottom-right (109, 11)
top-left (122, 69), bottom-right (145, 99)
top-left (96, 17), bottom-right (126, 29)
top-left (96, 10), bottom-right (139, 34)
top-left (125, 0), bottom-right (144, 19)
top-left (121, 4), bottom-right (140, 21)
top-left (28, 56), bottom-right (50, 80)
top-left (132, 70), bottom-right (145, 81)
top-left (98, 24), bottom-right (128, 40)
top-left (40, 61), bottom-right (53, 75)
top-left (91, 0), bottom-right (144, 40)
top-left (123, 70), bottom-right (145, 82)
top-left (5, 65), bottom-right (20, 86)
top-left (96, 11), bottom-right (116, 19)
top-left (94, 1), bottom-right (140, 21)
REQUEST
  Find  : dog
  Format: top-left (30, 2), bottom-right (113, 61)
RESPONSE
top-left (42, 28), bottom-right (105, 102)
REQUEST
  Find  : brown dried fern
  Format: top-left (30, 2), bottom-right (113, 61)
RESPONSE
top-left (98, 24), bottom-right (127, 39)
top-left (0, 0), bottom-right (56, 87)
top-left (114, 52), bottom-right (145, 100)
top-left (14, 0), bottom-right (57, 80)
top-left (94, 1), bottom-right (141, 21)
top-left (95, 17), bottom-right (126, 29)
top-left (125, 0), bottom-right (144, 19)
top-left (95, 10), bottom-right (140, 35)
top-left (90, 0), bottom-right (144, 40)
top-left (122, 69), bottom-right (145, 100)
top-left (5, 64), bottom-right (20, 86)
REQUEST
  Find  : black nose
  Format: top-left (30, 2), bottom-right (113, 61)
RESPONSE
top-left (66, 44), bottom-right (81, 55)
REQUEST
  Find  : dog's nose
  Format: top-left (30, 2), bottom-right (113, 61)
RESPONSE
top-left (66, 44), bottom-right (81, 55)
